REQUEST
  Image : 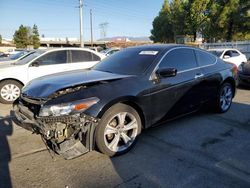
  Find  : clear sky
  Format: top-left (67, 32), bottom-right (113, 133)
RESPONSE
top-left (0, 0), bottom-right (163, 41)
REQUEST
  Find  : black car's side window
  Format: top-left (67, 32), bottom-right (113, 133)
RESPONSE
top-left (71, 50), bottom-right (100, 63)
top-left (195, 50), bottom-right (216, 66)
top-left (36, 51), bottom-right (67, 66)
top-left (159, 48), bottom-right (197, 72)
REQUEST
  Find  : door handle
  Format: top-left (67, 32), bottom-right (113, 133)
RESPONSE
top-left (194, 73), bottom-right (204, 79)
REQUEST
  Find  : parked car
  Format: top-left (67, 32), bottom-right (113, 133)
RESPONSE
top-left (208, 48), bottom-right (247, 67)
top-left (3, 49), bottom-right (20, 56)
top-left (0, 48), bottom-right (105, 103)
top-left (0, 50), bottom-right (32, 64)
top-left (0, 52), bottom-right (9, 58)
top-left (89, 46), bottom-right (103, 52)
top-left (14, 45), bottom-right (236, 159)
top-left (238, 61), bottom-right (250, 86)
top-left (100, 48), bottom-right (120, 56)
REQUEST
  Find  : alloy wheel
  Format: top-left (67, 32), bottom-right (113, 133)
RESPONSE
top-left (104, 112), bottom-right (138, 152)
top-left (220, 85), bottom-right (233, 112)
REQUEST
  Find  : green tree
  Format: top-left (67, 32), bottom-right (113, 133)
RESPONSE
top-left (202, 1), bottom-right (220, 42)
top-left (150, 0), bottom-right (174, 43)
top-left (0, 34), bottom-right (2, 44)
top-left (203, 0), bottom-right (249, 42)
top-left (13, 25), bottom-right (30, 48)
top-left (151, 0), bottom-right (249, 43)
top-left (170, 0), bottom-right (188, 38)
top-left (32, 24), bottom-right (40, 49)
top-left (186, 0), bottom-right (210, 41)
top-left (232, 0), bottom-right (250, 40)
top-left (13, 24), bottom-right (40, 48)
top-left (216, 0), bottom-right (240, 41)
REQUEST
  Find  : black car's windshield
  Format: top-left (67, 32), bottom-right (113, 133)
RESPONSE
top-left (15, 50), bottom-right (45, 65)
top-left (209, 50), bottom-right (223, 57)
top-left (94, 47), bottom-right (161, 75)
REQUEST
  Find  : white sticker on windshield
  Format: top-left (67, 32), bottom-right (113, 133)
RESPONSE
top-left (139, 51), bottom-right (158, 55)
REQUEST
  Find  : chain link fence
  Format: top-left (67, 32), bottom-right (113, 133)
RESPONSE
top-left (200, 41), bottom-right (250, 60)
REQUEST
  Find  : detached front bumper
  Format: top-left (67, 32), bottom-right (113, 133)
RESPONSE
top-left (13, 100), bottom-right (99, 159)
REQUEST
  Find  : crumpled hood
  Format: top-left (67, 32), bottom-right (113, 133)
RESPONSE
top-left (22, 69), bottom-right (133, 99)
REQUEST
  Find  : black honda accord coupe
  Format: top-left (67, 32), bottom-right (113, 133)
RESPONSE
top-left (14, 45), bottom-right (237, 159)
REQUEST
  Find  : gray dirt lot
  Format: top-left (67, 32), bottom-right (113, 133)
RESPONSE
top-left (0, 87), bottom-right (250, 188)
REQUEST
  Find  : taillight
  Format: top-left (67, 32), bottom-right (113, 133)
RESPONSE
top-left (227, 62), bottom-right (238, 76)
top-left (232, 64), bottom-right (238, 76)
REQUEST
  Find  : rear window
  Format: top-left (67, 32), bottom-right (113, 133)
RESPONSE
top-left (196, 50), bottom-right (216, 66)
top-left (71, 50), bottom-right (100, 62)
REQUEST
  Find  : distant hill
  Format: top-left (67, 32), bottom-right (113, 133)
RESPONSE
top-left (98, 36), bottom-right (151, 42)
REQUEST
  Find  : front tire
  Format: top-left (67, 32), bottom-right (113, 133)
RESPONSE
top-left (215, 82), bottom-right (233, 113)
top-left (95, 103), bottom-right (142, 157)
top-left (0, 80), bottom-right (23, 104)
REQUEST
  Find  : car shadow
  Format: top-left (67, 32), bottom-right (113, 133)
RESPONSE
top-left (0, 114), bottom-right (13, 188)
top-left (237, 84), bottom-right (250, 90)
top-left (109, 101), bottom-right (250, 187)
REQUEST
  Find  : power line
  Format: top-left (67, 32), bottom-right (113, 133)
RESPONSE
top-left (86, 1), bottom-right (153, 20)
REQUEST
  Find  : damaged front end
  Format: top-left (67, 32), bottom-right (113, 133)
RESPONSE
top-left (13, 95), bottom-right (99, 159)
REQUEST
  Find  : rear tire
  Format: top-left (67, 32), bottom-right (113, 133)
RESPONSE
top-left (215, 82), bottom-right (233, 113)
top-left (0, 80), bottom-right (23, 104)
top-left (95, 103), bottom-right (142, 157)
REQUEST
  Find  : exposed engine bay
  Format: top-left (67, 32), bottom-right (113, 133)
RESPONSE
top-left (14, 95), bottom-right (99, 160)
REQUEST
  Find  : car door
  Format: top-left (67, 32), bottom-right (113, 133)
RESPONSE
top-left (69, 50), bottom-right (101, 71)
top-left (195, 49), bottom-right (219, 102)
top-left (148, 48), bottom-right (203, 124)
top-left (27, 50), bottom-right (70, 81)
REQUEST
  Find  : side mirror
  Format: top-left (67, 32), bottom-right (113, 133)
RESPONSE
top-left (223, 55), bottom-right (230, 59)
top-left (156, 68), bottom-right (177, 78)
top-left (30, 61), bottom-right (39, 67)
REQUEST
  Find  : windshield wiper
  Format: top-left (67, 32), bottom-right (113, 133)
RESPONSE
top-left (104, 70), bottom-right (114, 74)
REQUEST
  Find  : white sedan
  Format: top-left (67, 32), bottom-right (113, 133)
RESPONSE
top-left (0, 48), bottom-right (105, 103)
top-left (208, 48), bottom-right (247, 67)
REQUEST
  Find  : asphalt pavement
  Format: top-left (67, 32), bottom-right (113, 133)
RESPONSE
top-left (0, 87), bottom-right (250, 188)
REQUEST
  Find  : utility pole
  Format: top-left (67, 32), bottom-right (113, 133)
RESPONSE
top-left (90, 9), bottom-right (93, 47)
top-left (79, 0), bottom-right (84, 47)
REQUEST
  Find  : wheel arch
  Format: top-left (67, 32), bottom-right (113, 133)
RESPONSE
top-left (221, 77), bottom-right (236, 97)
top-left (96, 97), bottom-right (146, 129)
top-left (0, 78), bottom-right (24, 87)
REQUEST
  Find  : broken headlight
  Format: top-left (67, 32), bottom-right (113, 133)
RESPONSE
top-left (39, 97), bottom-right (99, 117)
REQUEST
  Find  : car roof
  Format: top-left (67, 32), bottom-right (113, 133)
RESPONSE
top-left (42, 47), bottom-right (94, 52)
top-left (208, 48), bottom-right (239, 51)
top-left (126, 44), bottom-right (188, 51)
